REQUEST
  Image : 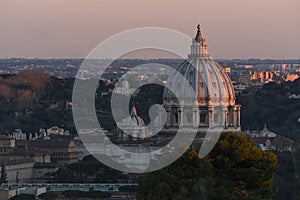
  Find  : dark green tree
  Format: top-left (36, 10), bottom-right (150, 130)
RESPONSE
top-left (137, 133), bottom-right (278, 200)
top-left (0, 164), bottom-right (7, 184)
top-left (209, 133), bottom-right (278, 199)
top-left (61, 190), bottom-right (110, 200)
top-left (9, 194), bottom-right (35, 200)
top-left (119, 185), bottom-right (138, 199)
top-left (62, 190), bottom-right (83, 200)
top-left (85, 191), bottom-right (111, 199)
top-left (51, 155), bottom-right (127, 183)
top-left (38, 192), bottom-right (58, 200)
top-left (137, 147), bottom-right (218, 200)
top-left (16, 172), bottom-right (19, 183)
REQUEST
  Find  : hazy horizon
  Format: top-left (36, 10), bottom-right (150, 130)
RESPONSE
top-left (1, 0), bottom-right (300, 59)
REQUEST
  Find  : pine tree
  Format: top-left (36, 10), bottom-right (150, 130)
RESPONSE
top-left (0, 164), bottom-right (8, 184)
top-left (16, 172), bottom-right (19, 183)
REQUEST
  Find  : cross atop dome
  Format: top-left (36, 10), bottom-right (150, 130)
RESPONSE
top-left (189, 24), bottom-right (209, 58)
top-left (195, 24), bottom-right (202, 43)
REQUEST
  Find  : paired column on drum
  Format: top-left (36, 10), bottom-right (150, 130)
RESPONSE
top-left (165, 105), bottom-right (182, 127)
top-left (163, 104), bottom-right (240, 129)
top-left (208, 106), bottom-right (214, 128)
top-left (165, 106), bottom-right (171, 127)
top-left (236, 105), bottom-right (241, 127)
top-left (223, 106), bottom-right (228, 128)
top-left (192, 106), bottom-right (199, 128)
top-left (233, 105), bottom-right (241, 128)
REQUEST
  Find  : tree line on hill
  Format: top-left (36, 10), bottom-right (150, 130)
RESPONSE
top-left (237, 78), bottom-right (300, 141)
top-left (137, 133), bottom-right (278, 200)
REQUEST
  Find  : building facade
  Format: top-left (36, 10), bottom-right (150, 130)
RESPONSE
top-left (16, 139), bottom-right (79, 166)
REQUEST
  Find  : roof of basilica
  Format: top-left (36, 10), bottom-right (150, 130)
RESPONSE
top-left (164, 25), bottom-right (236, 106)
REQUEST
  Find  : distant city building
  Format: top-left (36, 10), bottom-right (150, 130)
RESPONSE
top-left (250, 71), bottom-right (274, 83)
top-left (0, 135), bottom-right (16, 152)
top-left (0, 186), bottom-right (46, 200)
top-left (223, 66), bottom-right (231, 73)
top-left (0, 187), bottom-right (16, 200)
top-left (113, 80), bottom-right (136, 96)
top-left (244, 124), bottom-right (294, 152)
top-left (0, 135), bottom-right (61, 183)
top-left (0, 136), bottom-right (35, 183)
top-left (244, 65), bottom-right (253, 69)
top-left (285, 73), bottom-right (299, 82)
top-left (238, 73), bottom-right (251, 84)
top-left (16, 138), bottom-right (79, 166)
top-left (233, 84), bottom-right (247, 95)
top-left (0, 159), bottom-right (35, 183)
top-left (289, 94), bottom-right (300, 99)
top-left (9, 129), bottom-right (26, 140)
top-left (46, 126), bottom-right (69, 136)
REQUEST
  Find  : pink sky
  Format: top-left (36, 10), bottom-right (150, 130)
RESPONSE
top-left (0, 0), bottom-right (299, 59)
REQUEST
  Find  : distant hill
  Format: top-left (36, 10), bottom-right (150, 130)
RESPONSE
top-left (237, 79), bottom-right (300, 141)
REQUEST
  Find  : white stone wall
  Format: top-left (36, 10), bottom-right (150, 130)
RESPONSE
top-left (5, 161), bottom-right (34, 183)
